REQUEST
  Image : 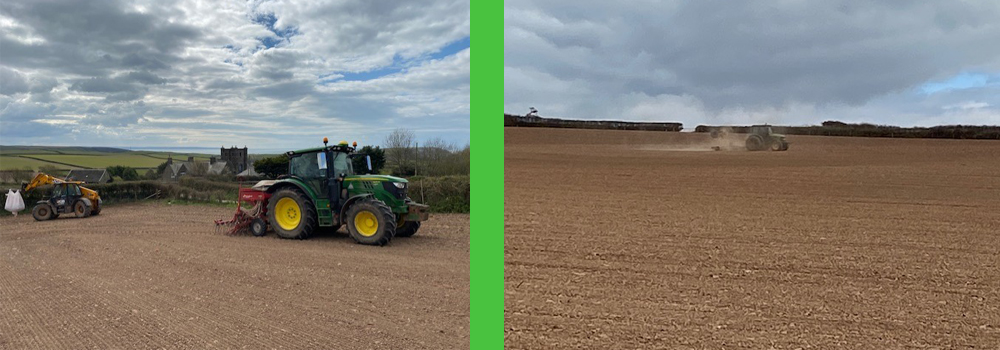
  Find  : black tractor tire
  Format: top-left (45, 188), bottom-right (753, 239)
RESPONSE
top-left (91, 201), bottom-right (102, 215)
top-left (73, 200), bottom-right (92, 218)
top-left (745, 135), bottom-right (764, 151)
top-left (395, 220), bottom-right (421, 238)
top-left (345, 198), bottom-right (396, 246)
top-left (267, 188), bottom-right (317, 240)
top-left (250, 217), bottom-right (268, 237)
top-left (32, 203), bottom-right (54, 221)
top-left (779, 141), bottom-right (789, 151)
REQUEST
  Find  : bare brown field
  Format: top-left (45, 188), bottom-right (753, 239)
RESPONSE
top-left (0, 203), bottom-right (469, 349)
top-left (505, 127), bottom-right (1000, 349)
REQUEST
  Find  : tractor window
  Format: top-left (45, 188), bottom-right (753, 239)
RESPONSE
top-left (67, 184), bottom-right (81, 196)
top-left (317, 152), bottom-right (327, 170)
top-left (332, 152), bottom-right (352, 176)
top-left (289, 154), bottom-right (323, 178)
top-left (51, 185), bottom-right (65, 197)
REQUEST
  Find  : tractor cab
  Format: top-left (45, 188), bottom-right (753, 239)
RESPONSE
top-left (750, 125), bottom-right (774, 136)
top-left (745, 124), bottom-right (789, 151)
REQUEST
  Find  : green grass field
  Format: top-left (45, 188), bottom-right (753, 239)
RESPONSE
top-left (0, 155), bottom-right (78, 170)
top-left (0, 146), bottom-right (214, 171)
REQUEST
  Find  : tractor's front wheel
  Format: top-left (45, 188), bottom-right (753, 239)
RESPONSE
top-left (345, 198), bottom-right (396, 246)
top-left (395, 215), bottom-right (421, 237)
top-left (770, 140), bottom-right (783, 151)
top-left (268, 188), bottom-right (317, 239)
top-left (32, 203), bottom-right (54, 221)
top-left (73, 200), bottom-right (92, 218)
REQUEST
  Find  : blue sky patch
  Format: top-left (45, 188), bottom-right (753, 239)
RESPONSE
top-left (251, 12), bottom-right (300, 49)
top-left (325, 36), bottom-right (470, 83)
top-left (920, 72), bottom-right (997, 94)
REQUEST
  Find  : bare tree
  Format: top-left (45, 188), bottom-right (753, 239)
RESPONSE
top-left (420, 137), bottom-right (456, 176)
top-left (188, 161), bottom-right (209, 176)
top-left (383, 128), bottom-right (415, 173)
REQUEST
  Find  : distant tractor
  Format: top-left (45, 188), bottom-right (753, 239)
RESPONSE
top-left (21, 173), bottom-right (103, 221)
top-left (709, 125), bottom-right (789, 151)
top-left (244, 138), bottom-right (428, 246)
top-left (744, 125), bottom-right (789, 151)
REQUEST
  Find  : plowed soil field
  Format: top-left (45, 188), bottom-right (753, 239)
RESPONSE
top-left (0, 203), bottom-right (469, 349)
top-left (505, 127), bottom-right (1000, 349)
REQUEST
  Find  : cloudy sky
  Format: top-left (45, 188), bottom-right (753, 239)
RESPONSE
top-left (505, 1), bottom-right (1000, 129)
top-left (0, 0), bottom-right (469, 150)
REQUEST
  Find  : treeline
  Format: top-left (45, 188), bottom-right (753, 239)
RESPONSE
top-left (4, 175), bottom-right (468, 213)
top-left (504, 113), bottom-right (683, 131)
top-left (695, 121), bottom-right (1000, 139)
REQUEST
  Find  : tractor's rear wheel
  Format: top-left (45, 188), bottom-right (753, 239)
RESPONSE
top-left (74, 200), bottom-right (92, 218)
top-left (267, 188), bottom-right (317, 239)
top-left (745, 135), bottom-right (764, 151)
top-left (32, 203), bottom-right (54, 221)
top-left (345, 198), bottom-right (396, 245)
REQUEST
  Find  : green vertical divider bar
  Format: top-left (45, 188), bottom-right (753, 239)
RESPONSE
top-left (470, 0), bottom-right (503, 348)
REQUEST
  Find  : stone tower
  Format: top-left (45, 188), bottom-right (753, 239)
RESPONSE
top-left (220, 146), bottom-right (248, 173)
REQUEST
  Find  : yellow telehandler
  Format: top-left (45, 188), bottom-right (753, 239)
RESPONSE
top-left (21, 173), bottom-right (103, 221)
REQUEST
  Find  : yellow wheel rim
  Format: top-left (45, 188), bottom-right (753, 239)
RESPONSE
top-left (274, 197), bottom-right (301, 231)
top-left (354, 210), bottom-right (379, 237)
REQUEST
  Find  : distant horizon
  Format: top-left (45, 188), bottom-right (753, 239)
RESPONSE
top-left (503, 112), bottom-right (1000, 128)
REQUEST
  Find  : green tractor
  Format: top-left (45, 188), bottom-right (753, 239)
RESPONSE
top-left (744, 125), bottom-right (789, 151)
top-left (256, 138), bottom-right (428, 245)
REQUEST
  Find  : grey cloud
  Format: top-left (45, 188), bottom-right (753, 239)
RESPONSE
top-left (82, 101), bottom-right (149, 127)
top-left (0, 0), bottom-right (200, 76)
top-left (0, 100), bottom-right (56, 121)
top-left (0, 67), bottom-right (30, 95)
top-left (251, 80), bottom-right (315, 101)
top-left (28, 76), bottom-right (58, 94)
top-left (1, 0), bottom-right (469, 147)
top-left (124, 71), bottom-right (168, 85)
top-left (121, 53), bottom-right (170, 71)
top-left (505, 0), bottom-right (1000, 125)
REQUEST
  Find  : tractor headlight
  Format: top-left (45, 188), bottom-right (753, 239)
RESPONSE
top-left (393, 182), bottom-right (406, 189)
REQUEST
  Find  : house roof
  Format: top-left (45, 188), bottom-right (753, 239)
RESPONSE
top-left (237, 165), bottom-right (259, 177)
top-left (208, 161), bottom-right (228, 175)
top-left (167, 163), bottom-right (187, 176)
top-left (66, 169), bottom-right (109, 183)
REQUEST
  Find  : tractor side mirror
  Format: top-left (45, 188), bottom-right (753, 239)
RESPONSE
top-left (366, 155), bottom-right (372, 173)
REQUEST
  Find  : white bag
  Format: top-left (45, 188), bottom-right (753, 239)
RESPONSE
top-left (5, 189), bottom-right (25, 214)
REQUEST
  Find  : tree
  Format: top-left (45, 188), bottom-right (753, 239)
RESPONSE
top-left (156, 161), bottom-right (170, 176)
top-left (352, 145), bottom-right (386, 174)
top-left (38, 164), bottom-right (61, 176)
top-left (188, 162), bottom-right (209, 176)
top-left (419, 137), bottom-right (455, 176)
top-left (383, 128), bottom-right (415, 173)
top-left (253, 154), bottom-right (289, 179)
top-left (107, 165), bottom-right (140, 181)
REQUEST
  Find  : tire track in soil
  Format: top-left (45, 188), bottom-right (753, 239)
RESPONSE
top-left (505, 128), bottom-right (1000, 349)
top-left (0, 203), bottom-right (470, 349)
